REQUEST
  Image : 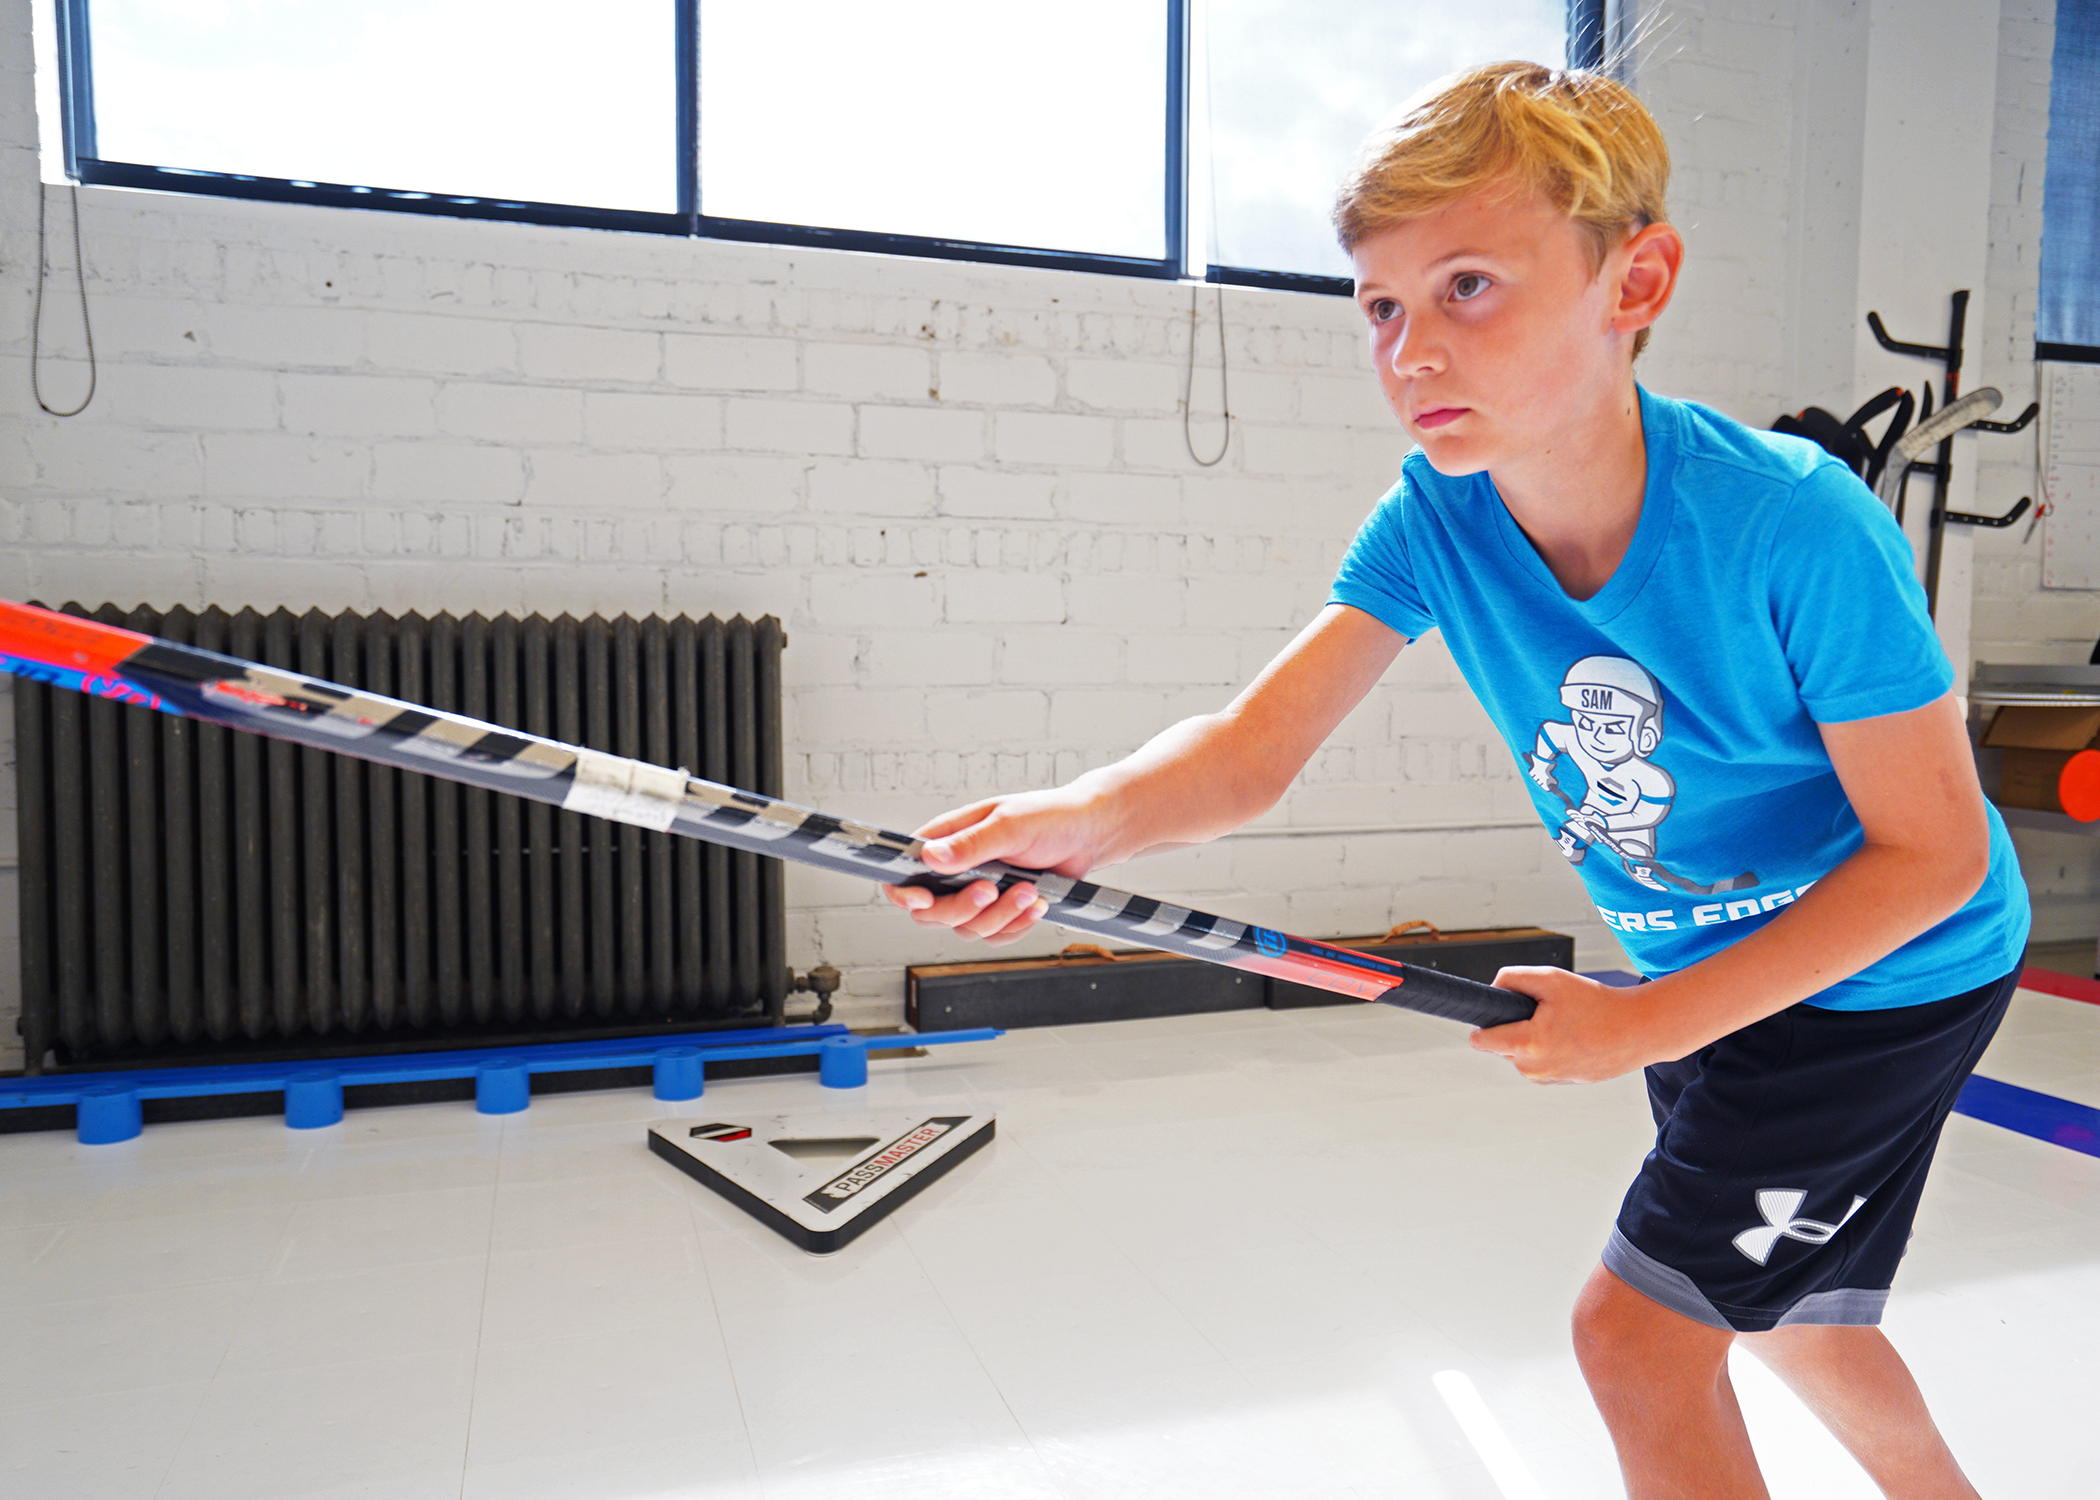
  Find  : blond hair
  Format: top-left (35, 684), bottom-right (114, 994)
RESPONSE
top-left (1333, 62), bottom-right (1670, 354)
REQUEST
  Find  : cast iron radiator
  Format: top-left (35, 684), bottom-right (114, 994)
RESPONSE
top-left (12, 603), bottom-right (786, 1073)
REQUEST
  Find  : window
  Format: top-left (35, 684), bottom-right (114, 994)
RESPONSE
top-left (1199, 0), bottom-right (1571, 284)
top-left (49, 0), bottom-right (1598, 292)
top-left (2039, 0), bottom-right (2100, 360)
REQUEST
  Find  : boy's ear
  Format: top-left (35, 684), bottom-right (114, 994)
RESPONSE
top-left (1611, 222), bottom-right (1683, 337)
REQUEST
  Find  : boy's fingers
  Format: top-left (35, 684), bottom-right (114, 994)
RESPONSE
top-left (957, 882), bottom-right (1037, 939)
top-left (983, 898), bottom-right (1053, 947)
top-left (881, 884), bottom-right (933, 911)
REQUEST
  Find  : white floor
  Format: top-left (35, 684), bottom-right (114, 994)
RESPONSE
top-left (3, 984), bottom-right (2096, 1500)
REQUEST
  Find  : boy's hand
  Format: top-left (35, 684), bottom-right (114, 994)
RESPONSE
top-left (880, 788), bottom-right (1111, 945)
top-left (1466, 967), bottom-right (1676, 1083)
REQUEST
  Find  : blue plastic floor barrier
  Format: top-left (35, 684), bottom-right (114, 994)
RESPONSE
top-left (0, 1024), bottom-right (1001, 1144)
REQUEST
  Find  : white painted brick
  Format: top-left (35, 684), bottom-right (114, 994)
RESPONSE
top-left (1000, 629), bottom-right (1122, 684)
top-left (1048, 688), bottom-right (1181, 745)
top-left (725, 398), bottom-right (856, 456)
top-left (85, 296), bottom-right (216, 361)
top-left (936, 467), bottom-right (1056, 519)
top-left (793, 688), bottom-right (928, 745)
top-left (810, 572), bottom-right (939, 629)
top-left (1064, 472), bottom-right (1181, 526)
top-left (202, 303), bottom-right (364, 368)
top-left (994, 411), bottom-right (1114, 468)
top-left (1186, 574), bottom-right (1301, 630)
top-left (664, 455), bottom-right (805, 512)
top-left (437, 382), bottom-right (585, 443)
top-left (1064, 356), bottom-right (1182, 413)
top-left (808, 459), bottom-right (935, 518)
top-left (663, 332), bottom-right (798, 392)
top-left (862, 631), bottom-right (996, 686)
top-left (804, 342), bottom-right (931, 399)
top-left (1121, 415), bottom-right (1218, 472)
top-left (1127, 633), bottom-right (1241, 685)
top-left (105, 363), bottom-right (278, 431)
top-left (202, 434), bottom-right (367, 500)
top-left (1066, 575), bottom-right (1182, 629)
top-left (370, 441), bottom-right (527, 505)
top-left (517, 323), bottom-right (660, 383)
top-left (858, 405), bottom-right (984, 463)
top-left (522, 451), bottom-right (663, 508)
top-left (38, 553), bottom-right (200, 607)
top-left (283, 373), bottom-right (438, 437)
top-left (28, 426), bottom-right (203, 493)
top-left (583, 391), bottom-right (725, 451)
top-left (364, 312), bottom-right (515, 376)
top-left (944, 572), bottom-right (1064, 623)
top-left (925, 689), bottom-right (1049, 744)
top-left (936, 352), bottom-right (1056, 407)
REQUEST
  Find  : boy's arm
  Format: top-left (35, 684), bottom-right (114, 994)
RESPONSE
top-left (887, 604), bottom-right (1406, 942)
top-left (1474, 691), bottom-right (1993, 1081)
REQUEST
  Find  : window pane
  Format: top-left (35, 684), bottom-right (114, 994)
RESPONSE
top-left (89, 0), bottom-right (676, 212)
top-left (1203, 1), bottom-right (1568, 278)
top-left (2040, 0), bottom-right (2100, 349)
top-left (701, 0), bottom-right (1166, 260)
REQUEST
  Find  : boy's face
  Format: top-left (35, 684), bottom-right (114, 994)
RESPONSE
top-left (1350, 187), bottom-right (1642, 479)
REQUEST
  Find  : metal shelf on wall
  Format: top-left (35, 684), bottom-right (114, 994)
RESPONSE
top-left (1970, 663), bottom-right (2100, 836)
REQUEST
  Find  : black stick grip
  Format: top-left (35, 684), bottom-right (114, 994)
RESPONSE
top-left (1377, 966), bottom-right (1536, 1028)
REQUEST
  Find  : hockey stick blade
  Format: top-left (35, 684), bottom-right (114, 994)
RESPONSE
top-left (0, 600), bottom-right (1534, 1030)
top-left (1874, 387), bottom-right (2003, 513)
top-left (1893, 386), bottom-right (2000, 463)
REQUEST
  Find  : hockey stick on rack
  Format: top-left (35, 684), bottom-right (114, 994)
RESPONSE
top-left (1872, 385), bottom-right (2002, 512)
top-left (0, 600), bottom-right (1535, 1030)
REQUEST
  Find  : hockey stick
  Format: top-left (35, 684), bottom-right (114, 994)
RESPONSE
top-left (1872, 386), bottom-right (2001, 512)
top-left (0, 600), bottom-right (1534, 1030)
top-left (1538, 781), bottom-right (1757, 896)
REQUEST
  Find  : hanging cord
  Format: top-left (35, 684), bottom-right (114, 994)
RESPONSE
top-left (1182, 282), bottom-right (1230, 466)
top-left (33, 183), bottom-right (97, 418)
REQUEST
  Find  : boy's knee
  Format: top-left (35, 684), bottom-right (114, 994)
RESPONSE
top-left (1572, 1266), bottom-right (1732, 1390)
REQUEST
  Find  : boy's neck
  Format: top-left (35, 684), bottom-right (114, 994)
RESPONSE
top-left (1490, 380), bottom-right (1648, 602)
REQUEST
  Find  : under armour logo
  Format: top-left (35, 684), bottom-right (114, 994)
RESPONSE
top-left (1731, 1188), bottom-right (1866, 1265)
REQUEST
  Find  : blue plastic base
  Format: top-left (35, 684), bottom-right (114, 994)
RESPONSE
top-left (819, 1036), bottom-right (870, 1089)
top-left (285, 1070), bottom-right (344, 1129)
top-left (76, 1084), bottom-right (142, 1145)
top-left (476, 1060), bottom-right (531, 1115)
top-left (653, 1047), bottom-right (704, 1101)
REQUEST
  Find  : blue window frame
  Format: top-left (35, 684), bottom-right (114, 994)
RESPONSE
top-left (51, 0), bottom-right (1605, 297)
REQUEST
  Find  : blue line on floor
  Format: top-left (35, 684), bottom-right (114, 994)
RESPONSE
top-left (1954, 1074), bottom-right (2100, 1158)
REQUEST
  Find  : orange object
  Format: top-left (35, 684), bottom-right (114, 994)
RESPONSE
top-left (2059, 749), bottom-right (2100, 821)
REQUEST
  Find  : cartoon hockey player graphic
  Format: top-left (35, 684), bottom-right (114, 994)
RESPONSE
top-left (1528, 655), bottom-right (1677, 892)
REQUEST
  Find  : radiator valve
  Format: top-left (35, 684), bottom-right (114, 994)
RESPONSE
top-left (789, 964), bottom-right (842, 1024)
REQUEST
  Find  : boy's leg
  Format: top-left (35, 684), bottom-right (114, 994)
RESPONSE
top-left (1572, 1264), bottom-right (1768, 1499)
top-left (1737, 1323), bottom-right (1980, 1498)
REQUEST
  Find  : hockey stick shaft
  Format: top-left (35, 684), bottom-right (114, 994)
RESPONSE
top-left (0, 601), bottom-right (1534, 1029)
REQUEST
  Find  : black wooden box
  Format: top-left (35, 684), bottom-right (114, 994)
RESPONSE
top-left (906, 949), bottom-right (1262, 1031)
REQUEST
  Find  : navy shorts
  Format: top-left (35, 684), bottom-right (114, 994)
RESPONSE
top-left (1603, 967), bottom-right (2018, 1333)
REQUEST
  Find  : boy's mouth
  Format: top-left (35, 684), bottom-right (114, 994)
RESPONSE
top-left (1414, 406), bottom-right (1467, 430)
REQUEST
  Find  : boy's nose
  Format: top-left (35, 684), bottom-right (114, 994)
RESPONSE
top-left (1387, 319), bottom-right (1445, 376)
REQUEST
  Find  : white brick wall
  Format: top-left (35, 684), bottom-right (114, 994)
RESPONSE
top-left (0, 0), bottom-right (2075, 1065)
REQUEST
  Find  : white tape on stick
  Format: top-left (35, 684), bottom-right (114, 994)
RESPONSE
top-left (562, 749), bottom-right (688, 831)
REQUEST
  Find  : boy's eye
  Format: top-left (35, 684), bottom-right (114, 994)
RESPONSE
top-left (1451, 273), bottom-right (1489, 301)
top-left (1367, 298), bottom-right (1399, 323)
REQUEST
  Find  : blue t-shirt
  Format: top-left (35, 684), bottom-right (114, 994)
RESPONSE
top-left (1330, 387), bottom-right (2028, 1010)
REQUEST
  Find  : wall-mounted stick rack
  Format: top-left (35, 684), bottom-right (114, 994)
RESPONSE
top-left (1866, 290), bottom-right (2038, 615)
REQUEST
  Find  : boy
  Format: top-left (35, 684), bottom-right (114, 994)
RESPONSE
top-left (887, 63), bottom-right (2026, 1498)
